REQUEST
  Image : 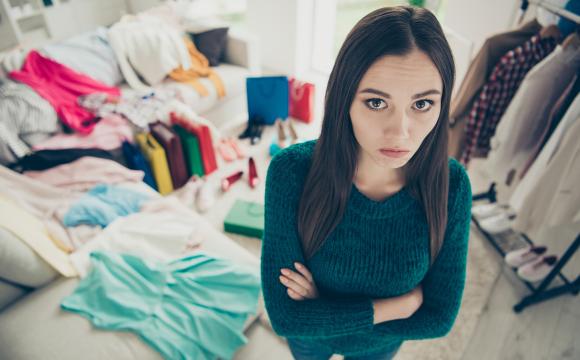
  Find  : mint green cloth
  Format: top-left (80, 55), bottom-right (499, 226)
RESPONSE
top-left (261, 140), bottom-right (472, 357)
top-left (61, 251), bottom-right (261, 360)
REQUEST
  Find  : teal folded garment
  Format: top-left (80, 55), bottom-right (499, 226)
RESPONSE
top-left (61, 251), bottom-right (261, 360)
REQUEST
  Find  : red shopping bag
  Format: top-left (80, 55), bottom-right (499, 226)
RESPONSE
top-left (289, 77), bottom-right (314, 123)
top-left (170, 112), bottom-right (218, 175)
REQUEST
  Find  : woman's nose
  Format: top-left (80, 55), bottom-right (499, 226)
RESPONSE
top-left (383, 109), bottom-right (410, 139)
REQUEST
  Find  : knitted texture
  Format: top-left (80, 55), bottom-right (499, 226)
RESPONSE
top-left (261, 140), bottom-right (472, 356)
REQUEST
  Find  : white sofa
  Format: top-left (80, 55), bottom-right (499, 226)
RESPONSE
top-left (0, 26), bottom-right (264, 360)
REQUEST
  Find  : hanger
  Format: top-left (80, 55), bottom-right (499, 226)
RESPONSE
top-left (562, 32), bottom-right (580, 50)
top-left (539, 24), bottom-right (561, 40)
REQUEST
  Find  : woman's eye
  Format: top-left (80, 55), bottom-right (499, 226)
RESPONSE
top-left (413, 99), bottom-right (434, 112)
top-left (365, 98), bottom-right (387, 111)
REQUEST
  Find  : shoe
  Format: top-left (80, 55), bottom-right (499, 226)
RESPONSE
top-left (227, 137), bottom-right (246, 159)
top-left (196, 178), bottom-right (217, 213)
top-left (517, 255), bottom-right (558, 282)
top-left (479, 212), bottom-right (515, 234)
top-left (217, 138), bottom-right (237, 162)
top-left (221, 170), bottom-right (244, 192)
top-left (287, 119), bottom-right (298, 144)
top-left (471, 203), bottom-right (513, 220)
top-left (250, 124), bottom-right (264, 145)
top-left (248, 157), bottom-right (260, 188)
top-left (238, 121), bottom-right (254, 139)
top-left (504, 245), bottom-right (547, 268)
top-left (276, 118), bottom-right (286, 144)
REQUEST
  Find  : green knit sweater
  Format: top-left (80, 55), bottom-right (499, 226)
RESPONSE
top-left (261, 140), bottom-right (472, 356)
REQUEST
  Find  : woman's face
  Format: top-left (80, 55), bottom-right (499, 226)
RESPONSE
top-left (349, 48), bottom-right (443, 170)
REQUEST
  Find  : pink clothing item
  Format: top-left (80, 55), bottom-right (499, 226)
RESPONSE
top-left (24, 157), bottom-right (144, 192)
top-left (33, 115), bottom-right (133, 151)
top-left (9, 50), bottom-right (120, 134)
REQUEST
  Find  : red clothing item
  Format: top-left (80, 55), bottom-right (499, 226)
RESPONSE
top-left (9, 50), bottom-right (120, 134)
top-left (460, 35), bottom-right (556, 166)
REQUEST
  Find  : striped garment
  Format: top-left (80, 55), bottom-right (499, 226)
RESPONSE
top-left (0, 80), bottom-right (58, 164)
top-left (460, 34), bottom-right (557, 166)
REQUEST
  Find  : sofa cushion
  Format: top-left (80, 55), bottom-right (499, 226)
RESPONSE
top-left (0, 227), bottom-right (59, 288)
top-left (189, 27), bottom-right (229, 66)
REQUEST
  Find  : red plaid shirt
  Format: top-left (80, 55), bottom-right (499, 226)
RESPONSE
top-left (460, 34), bottom-right (557, 166)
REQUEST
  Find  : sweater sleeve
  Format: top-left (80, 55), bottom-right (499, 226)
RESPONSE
top-left (107, 25), bottom-right (151, 91)
top-left (374, 160), bottom-right (472, 340)
top-left (261, 148), bottom-right (375, 338)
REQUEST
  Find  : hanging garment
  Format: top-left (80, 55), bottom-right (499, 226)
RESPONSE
top-left (24, 157), bottom-right (144, 192)
top-left (41, 27), bottom-right (123, 87)
top-left (9, 148), bottom-right (125, 172)
top-left (69, 197), bottom-right (205, 277)
top-left (107, 14), bottom-right (191, 90)
top-left (136, 133), bottom-right (174, 195)
top-left (149, 121), bottom-right (189, 189)
top-left (32, 115), bottom-right (133, 152)
top-left (460, 34), bottom-right (557, 166)
top-left (0, 196), bottom-right (77, 277)
top-left (510, 94), bottom-right (579, 210)
top-left (510, 99), bottom-right (580, 237)
top-left (63, 184), bottom-right (150, 228)
top-left (169, 37), bottom-right (226, 98)
top-left (487, 43), bottom-right (580, 185)
top-left (0, 79), bottom-right (59, 164)
top-left (9, 51), bottom-right (120, 134)
top-left (78, 89), bottom-right (178, 129)
top-left (448, 19), bottom-right (541, 159)
top-left (122, 140), bottom-right (157, 190)
top-left (61, 251), bottom-right (260, 360)
top-left (520, 73), bottom-right (580, 179)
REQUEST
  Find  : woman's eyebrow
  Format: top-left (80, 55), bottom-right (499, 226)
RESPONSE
top-left (359, 88), bottom-right (441, 99)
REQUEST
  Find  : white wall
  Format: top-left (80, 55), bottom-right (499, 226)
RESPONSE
top-left (44, 0), bottom-right (128, 41)
top-left (246, 0), bottom-right (313, 76)
top-left (442, 0), bottom-right (520, 55)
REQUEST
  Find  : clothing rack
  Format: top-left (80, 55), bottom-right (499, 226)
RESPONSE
top-left (520, 0), bottom-right (580, 25)
top-left (471, 183), bottom-right (580, 313)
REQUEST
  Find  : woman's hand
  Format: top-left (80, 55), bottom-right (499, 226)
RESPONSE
top-left (279, 262), bottom-right (319, 300)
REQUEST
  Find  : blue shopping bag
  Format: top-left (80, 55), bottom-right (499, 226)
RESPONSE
top-left (246, 76), bottom-right (289, 125)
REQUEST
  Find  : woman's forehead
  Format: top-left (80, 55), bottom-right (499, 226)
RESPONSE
top-left (359, 51), bottom-right (442, 93)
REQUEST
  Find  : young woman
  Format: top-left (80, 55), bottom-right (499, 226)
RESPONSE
top-left (261, 6), bottom-right (472, 360)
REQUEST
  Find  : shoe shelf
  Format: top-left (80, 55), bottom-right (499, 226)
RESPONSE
top-left (471, 182), bottom-right (580, 313)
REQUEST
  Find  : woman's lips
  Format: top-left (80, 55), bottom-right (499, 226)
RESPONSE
top-left (379, 148), bottom-right (410, 158)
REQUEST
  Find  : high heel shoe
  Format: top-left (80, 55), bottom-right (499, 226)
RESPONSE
top-left (248, 157), bottom-right (260, 188)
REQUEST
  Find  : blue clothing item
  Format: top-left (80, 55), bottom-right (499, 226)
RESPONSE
top-left (63, 184), bottom-right (149, 227)
top-left (122, 140), bottom-right (157, 190)
top-left (61, 251), bottom-right (261, 360)
top-left (287, 338), bottom-right (401, 360)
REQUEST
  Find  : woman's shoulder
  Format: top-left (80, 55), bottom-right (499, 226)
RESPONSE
top-left (268, 139), bottom-right (317, 179)
top-left (447, 157), bottom-right (472, 212)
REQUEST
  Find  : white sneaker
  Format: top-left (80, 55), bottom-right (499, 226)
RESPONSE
top-left (517, 255), bottom-right (558, 282)
top-left (504, 245), bottom-right (547, 268)
top-left (479, 212), bottom-right (514, 234)
top-left (196, 178), bottom-right (217, 213)
top-left (471, 203), bottom-right (513, 220)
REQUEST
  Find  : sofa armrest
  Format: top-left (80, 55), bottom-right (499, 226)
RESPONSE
top-left (223, 29), bottom-right (261, 75)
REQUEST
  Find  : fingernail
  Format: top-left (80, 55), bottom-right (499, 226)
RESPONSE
top-left (281, 269), bottom-right (289, 275)
top-left (294, 262), bottom-right (302, 269)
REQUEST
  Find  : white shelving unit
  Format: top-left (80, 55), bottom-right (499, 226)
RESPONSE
top-left (0, 0), bottom-right (128, 51)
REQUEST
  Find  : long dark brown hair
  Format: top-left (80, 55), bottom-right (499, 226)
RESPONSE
top-left (297, 6), bottom-right (454, 264)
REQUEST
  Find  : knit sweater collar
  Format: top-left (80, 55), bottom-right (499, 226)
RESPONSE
top-left (348, 182), bottom-right (416, 219)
